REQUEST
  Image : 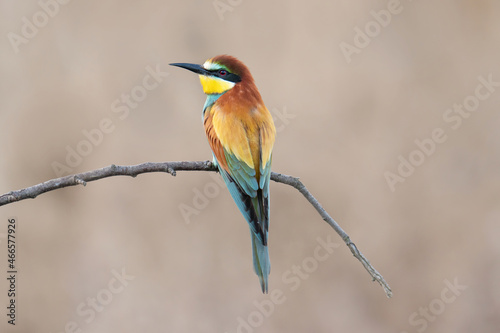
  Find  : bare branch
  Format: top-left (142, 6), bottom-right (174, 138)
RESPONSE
top-left (0, 160), bottom-right (392, 297)
top-left (272, 172), bottom-right (392, 297)
top-left (0, 161), bottom-right (214, 206)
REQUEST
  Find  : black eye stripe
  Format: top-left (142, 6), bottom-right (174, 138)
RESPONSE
top-left (211, 69), bottom-right (241, 83)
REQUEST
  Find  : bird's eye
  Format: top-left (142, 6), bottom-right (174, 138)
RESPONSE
top-left (218, 70), bottom-right (227, 76)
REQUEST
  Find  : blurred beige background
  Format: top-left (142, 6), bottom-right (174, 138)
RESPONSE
top-left (1, 0), bottom-right (499, 332)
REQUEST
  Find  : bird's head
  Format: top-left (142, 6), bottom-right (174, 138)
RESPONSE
top-left (170, 55), bottom-right (252, 95)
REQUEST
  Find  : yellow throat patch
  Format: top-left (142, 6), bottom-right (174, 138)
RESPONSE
top-left (199, 75), bottom-right (235, 95)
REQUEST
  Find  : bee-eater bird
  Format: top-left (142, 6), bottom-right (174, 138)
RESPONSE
top-left (170, 55), bottom-right (276, 293)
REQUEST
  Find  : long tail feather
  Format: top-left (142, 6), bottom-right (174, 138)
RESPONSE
top-left (251, 231), bottom-right (270, 293)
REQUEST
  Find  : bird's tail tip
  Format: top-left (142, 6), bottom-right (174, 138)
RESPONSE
top-left (252, 233), bottom-right (270, 294)
top-left (258, 274), bottom-right (269, 294)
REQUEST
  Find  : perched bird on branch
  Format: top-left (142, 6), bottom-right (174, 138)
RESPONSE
top-left (171, 55), bottom-right (276, 293)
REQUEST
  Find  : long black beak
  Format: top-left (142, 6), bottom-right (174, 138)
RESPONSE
top-left (169, 62), bottom-right (208, 75)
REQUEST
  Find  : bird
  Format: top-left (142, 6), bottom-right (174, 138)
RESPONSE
top-left (170, 55), bottom-right (276, 293)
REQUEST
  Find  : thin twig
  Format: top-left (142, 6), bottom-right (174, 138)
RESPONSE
top-left (0, 161), bottom-right (392, 297)
top-left (272, 172), bottom-right (392, 298)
